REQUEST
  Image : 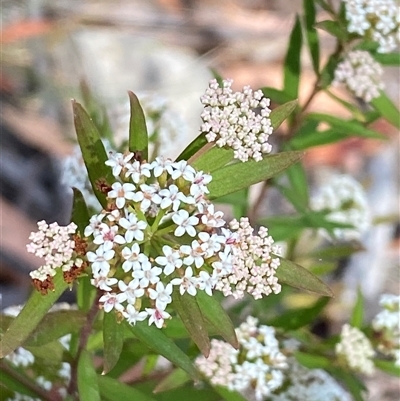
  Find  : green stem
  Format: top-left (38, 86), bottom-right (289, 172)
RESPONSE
top-left (0, 360), bottom-right (56, 401)
top-left (67, 290), bottom-right (101, 399)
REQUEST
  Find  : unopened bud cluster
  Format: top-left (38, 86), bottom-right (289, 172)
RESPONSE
top-left (200, 79), bottom-right (273, 162)
top-left (372, 293), bottom-right (400, 366)
top-left (333, 50), bottom-right (384, 102)
top-left (343, 0), bottom-right (400, 53)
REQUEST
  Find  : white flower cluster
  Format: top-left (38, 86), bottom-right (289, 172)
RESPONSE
top-left (2, 303), bottom-right (73, 401)
top-left (215, 217), bottom-right (281, 299)
top-left (196, 317), bottom-right (288, 401)
top-left (270, 359), bottom-right (352, 401)
top-left (343, 0), bottom-right (400, 53)
top-left (336, 324), bottom-right (375, 375)
top-left (200, 79), bottom-right (273, 162)
top-left (27, 221), bottom-right (82, 287)
top-left (372, 293), bottom-right (400, 366)
top-left (333, 50), bottom-right (384, 102)
top-left (311, 174), bottom-right (371, 241)
top-left (84, 153), bottom-right (281, 328)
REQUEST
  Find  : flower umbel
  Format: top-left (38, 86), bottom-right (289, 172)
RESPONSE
top-left (200, 78), bottom-right (274, 162)
top-left (333, 50), bottom-right (385, 102)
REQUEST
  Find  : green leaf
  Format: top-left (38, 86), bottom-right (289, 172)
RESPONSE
top-left (267, 297), bottom-right (330, 330)
top-left (98, 375), bottom-right (157, 401)
top-left (210, 68), bottom-right (224, 86)
top-left (374, 359), bottom-right (400, 377)
top-left (176, 132), bottom-right (208, 162)
top-left (315, 20), bottom-right (348, 41)
top-left (0, 270), bottom-right (68, 358)
top-left (192, 146), bottom-right (234, 173)
top-left (306, 113), bottom-right (386, 139)
top-left (274, 182), bottom-right (308, 213)
top-left (196, 290), bottom-right (239, 349)
top-left (78, 350), bottom-right (101, 401)
top-left (350, 288), bottom-right (364, 328)
top-left (77, 276), bottom-right (97, 313)
top-left (294, 351), bottom-right (331, 369)
top-left (290, 127), bottom-right (349, 149)
top-left (25, 340), bottom-right (65, 363)
top-left (71, 188), bottom-right (90, 235)
top-left (270, 100), bottom-right (298, 130)
top-left (172, 291), bottom-right (210, 357)
top-left (309, 243), bottom-right (364, 260)
top-left (276, 257), bottom-right (334, 297)
top-left (371, 52), bottom-right (400, 65)
top-left (284, 15), bottom-right (302, 100)
top-left (319, 53), bottom-right (340, 88)
top-left (261, 87), bottom-right (294, 105)
top-left (126, 321), bottom-right (198, 379)
top-left (371, 91), bottom-right (400, 129)
top-left (102, 312), bottom-right (124, 374)
top-left (128, 91), bottom-right (149, 160)
top-left (73, 100), bottom-right (114, 208)
top-left (303, 0), bottom-right (320, 73)
top-left (24, 310), bottom-right (86, 347)
top-left (329, 367), bottom-right (366, 401)
top-left (285, 161), bottom-right (309, 210)
top-left (214, 386), bottom-right (248, 401)
top-left (154, 368), bottom-right (190, 393)
top-left (208, 151), bottom-right (303, 200)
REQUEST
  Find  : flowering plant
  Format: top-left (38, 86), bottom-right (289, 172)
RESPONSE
top-left (1, 1), bottom-right (399, 400)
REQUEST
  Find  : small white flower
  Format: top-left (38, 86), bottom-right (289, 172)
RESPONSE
top-left (172, 210), bottom-right (199, 237)
top-left (84, 213), bottom-right (105, 237)
top-left (158, 184), bottom-right (188, 211)
top-left (150, 156), bottom-right (174, 177)
top-left (108, 182), bottom-right (137, 209)
top-left (123, 304), bottom-right (148, 325)
top-left (99, 292), bottom-right (126, 313)
top-left (125, 160), bottom-right (151, 183)
top-left (180, 241), bottom-right (205, 268)
top-left (197, 270), bottom-right (216, 296)
top-left (135, 183), bottom-right (162, 212)
top-left (171, 160), bottom-right (196, 181)
top-left (91, 276), bottom-right (118, 291)
top-left (87, 242), bottom-right (115, 276)
top-left (105, 151), bottom-right (134, 177)
top-left (148, 282), bottom-right (173, 310)
top-left (146, 308), bottom-right (171, 328)
top-left (119, 212), bottom-right (147, 242)
top-left (121, 243), bottom-right (148, 272)
top-left (118, 279), bottom-right (145, 304)
top-left (134, 260), bottom-right (162, 288)
top-left (171, 266), bottom-right (198, 296)
top-left (93, 224), bottom-right (125, 245)
top-left (198, 231), bottom-right (224, 258)
top-left (155, 245), bottom-right (183, 275)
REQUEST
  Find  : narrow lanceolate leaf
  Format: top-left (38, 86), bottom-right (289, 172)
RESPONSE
top-left (128, 91), bottom-right (149, 160)
top-left (0, 270), bottom-right (68, 358)
top-left (126, 321), bottom-right (198, 379)
top-left (371, 91), bottom-right (400, 129)
top-left (154, 368), bottom-right (190, 393)
top-left (294, 351), bottom-right (331, 369)
top-left (276, 257), bottom-right (333, 297)
top-left (306, 113), bottom-right (386, 139)
top-left (374, 359), bottom-right (400, 377)
top-left (191, 146), bottom-right (234, 173)
top-left (78, 350), bottom-right (101, 401)
top-left (283, 15), bottom-right (302, 100)
top-left (73, 101), bottom-right (114, 208)
top-left (208, 151), bottom-right (303, 200)
top-left (315, 20), bottom-right (348, 41)
top-left (102, 312), bottom-right (124, 374)
top-left (270, 100), bottom-right (298, 130)
top-left (285, 161), bottom-right (309, 210)
top-left (196, 291), bottom-right (238, 349)
top-left (303, 0), bottom-right (320, 73)
top-left (371, 52), bottom-right (400, 66)
top-left (24, 310), bottom-right (86, 347)
top-left (176, 132), bottom-right (208, 162)
top-left (98, 375), bottom-right (157, 401)
top-left (173, 291), bottom-right (210, 357)
top-left (261, 87), bottom-right (294, 105)
top-left (71, 188), bottom-right (90, 235)
top-left (350, 288), bottom-right (364, 328)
